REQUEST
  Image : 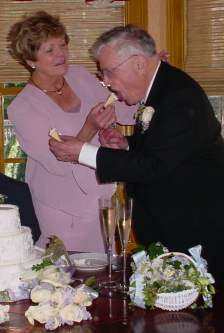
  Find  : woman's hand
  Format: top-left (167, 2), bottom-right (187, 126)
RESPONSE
top-left (49, 135), bottom-right (83, 162)
top-left (99, 128), bottom-right (128, 150)
top-left (77, 102), bottom-right (117, 142)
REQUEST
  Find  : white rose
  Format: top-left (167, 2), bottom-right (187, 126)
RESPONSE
top-left (73, 290), bottom-right (92, 306)
top-left (25, 303), bottom-right (58, 325)
top-left (30, 285), bottom-right (53, 303)
top-left (39, 266), bottom-right (60, 281)
top-left (60, 304), bottom-right (82, 322)
top-left (45, 316), bottom-right (61, 330)
top-left (39, 266), bottom-right (71, 287)
top-left (51, 289), bottom-right (65, 306)
top-left (141, 107), bottom-right (155, 123)
top-left (60, 304), bottom-right (91, 322)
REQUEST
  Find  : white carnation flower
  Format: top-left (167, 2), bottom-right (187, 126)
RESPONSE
top-left (163, 265), bottom-right (176, 280)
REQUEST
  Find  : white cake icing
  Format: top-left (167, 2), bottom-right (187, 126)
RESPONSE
top-left (0, 204), bottom-right (21, 234)
top-left (0, 227), bottom-right (34, 265)
top-left (0, 204), bottom-right (42, 300)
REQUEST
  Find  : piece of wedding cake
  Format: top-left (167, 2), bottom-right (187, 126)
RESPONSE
top-left (0, 204), bottom-right (42, 301)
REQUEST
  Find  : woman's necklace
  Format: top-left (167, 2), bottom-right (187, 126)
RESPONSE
top-left (30, 77), bottom-right (65, 95)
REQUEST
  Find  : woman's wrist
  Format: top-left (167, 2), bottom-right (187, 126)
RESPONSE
top-left (77, 123), bottom-right (97, 142)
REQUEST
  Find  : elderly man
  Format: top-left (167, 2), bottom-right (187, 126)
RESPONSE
top-left (49, 25), bottom-right (224, 283)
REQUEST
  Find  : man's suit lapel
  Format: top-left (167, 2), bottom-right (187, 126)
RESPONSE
top-left (145, 61), bottom-right (170, 108)
top-left (134, 62), bottom-right (171, 137)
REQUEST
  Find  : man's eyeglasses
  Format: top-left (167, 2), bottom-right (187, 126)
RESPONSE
top-left (97, 54), bottom-right (138, 80)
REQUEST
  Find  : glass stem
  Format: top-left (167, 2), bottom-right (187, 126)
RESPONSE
top-left (108, 242), bottom-right (112, 281)
top-left (123, 248), bottom-right (127, 288)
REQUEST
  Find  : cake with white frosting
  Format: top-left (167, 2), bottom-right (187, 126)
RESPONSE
top-left (0, 204), bottom-right (41, 301)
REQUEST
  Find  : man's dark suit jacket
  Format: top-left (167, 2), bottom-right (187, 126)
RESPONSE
top-left (0, 173), bottom-right (41, 242)
top-left (96, 61), bottom-right (224, 284)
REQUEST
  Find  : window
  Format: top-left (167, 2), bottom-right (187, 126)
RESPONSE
top-left (0, 85), bottom-right (26, 180)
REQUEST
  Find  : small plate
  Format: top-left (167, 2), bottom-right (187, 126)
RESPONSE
top-left (70, 253), bottom-right (108, 272)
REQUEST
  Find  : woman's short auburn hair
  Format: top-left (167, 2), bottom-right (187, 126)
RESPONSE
top-left (8, 11), bottom-right (69, 67)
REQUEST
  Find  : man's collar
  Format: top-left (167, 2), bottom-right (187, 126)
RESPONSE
top-left (141, 61), bottom-right (161, 104)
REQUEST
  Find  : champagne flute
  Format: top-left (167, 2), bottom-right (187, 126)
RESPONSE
top-left (116, 197), bottom-right (133, 293)
top-left (99, 195), bottom-right (117, 289)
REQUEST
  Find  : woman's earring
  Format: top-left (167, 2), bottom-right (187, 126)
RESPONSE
top-left (31, 64), bottom-right (35, 69)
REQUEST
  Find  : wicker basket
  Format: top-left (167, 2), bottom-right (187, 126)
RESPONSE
top-left (155, 252), bottom-right (199, 311)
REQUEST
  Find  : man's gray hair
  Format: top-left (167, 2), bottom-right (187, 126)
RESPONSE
top-left (90, 24), bottom-right (157, 60)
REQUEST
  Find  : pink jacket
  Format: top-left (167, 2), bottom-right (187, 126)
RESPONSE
top-left (8, 65), bottom-right (136, 251)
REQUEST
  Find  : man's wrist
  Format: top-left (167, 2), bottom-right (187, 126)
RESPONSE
top-left (78, 142), bottom-right (98, 168)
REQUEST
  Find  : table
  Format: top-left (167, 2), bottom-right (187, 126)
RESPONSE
top-left (1, 269), bottom-right (224, 333)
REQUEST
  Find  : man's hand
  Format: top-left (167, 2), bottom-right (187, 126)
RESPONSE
top-left (49, 135), bottom-right (83, 162)
top-left (99, 128), bottom-right (128, 149)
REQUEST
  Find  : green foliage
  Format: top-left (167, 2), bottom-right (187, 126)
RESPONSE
top-left (32, 259), bottom-right (53, 271)
top-left (45, 235), bottom-right (71, 265)
top-left (144, 283), bottom-right (157, 308)
top-left (147, 243), bottom-right (164, 260)
top-left (0, 290), bottom-right (10, 302)
top-left (84, 276), bottom-right (97, 289)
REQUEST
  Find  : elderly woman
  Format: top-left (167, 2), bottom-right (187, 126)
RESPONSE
top-left (7, 11), bottom-right (136, 251)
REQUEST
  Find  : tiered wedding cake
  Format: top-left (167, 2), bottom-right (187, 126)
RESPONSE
top-left (0, 204), bottom-right (41, 301)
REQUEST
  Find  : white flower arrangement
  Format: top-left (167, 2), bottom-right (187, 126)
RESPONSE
top-left (22, 264), bottom-right (98, 331)
top-left (129, 244), bottom-right (215, 311)
top-left (0, 305), bottom-right (9, 324)
top-left (134, 105), bottom-right (155, 133)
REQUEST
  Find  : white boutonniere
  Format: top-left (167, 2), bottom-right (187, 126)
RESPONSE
top-left (134, 105), bottom-right (155, 133)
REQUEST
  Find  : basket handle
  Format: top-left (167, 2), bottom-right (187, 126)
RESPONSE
top-left (157, 252), bottom-right (197, 267)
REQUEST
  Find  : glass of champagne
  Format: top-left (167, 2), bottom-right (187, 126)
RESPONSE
top-left (99, 195), bottom-right (117, 289)
top-left (116, 196), bottom-right (133, 293)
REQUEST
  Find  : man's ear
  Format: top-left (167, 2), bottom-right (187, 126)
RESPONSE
top-left (134, 55), bottom-right (147, 74)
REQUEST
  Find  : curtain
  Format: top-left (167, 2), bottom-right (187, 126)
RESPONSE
top-left (0, 0), bottom-right (125, 83)
top-left (185, 0), bottom-right (224, 95)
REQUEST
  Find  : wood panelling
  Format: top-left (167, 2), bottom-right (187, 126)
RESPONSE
top-left (166, 0), bottom-right (185, 69)
top-left (125, 0), bottom-right (148, 30)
